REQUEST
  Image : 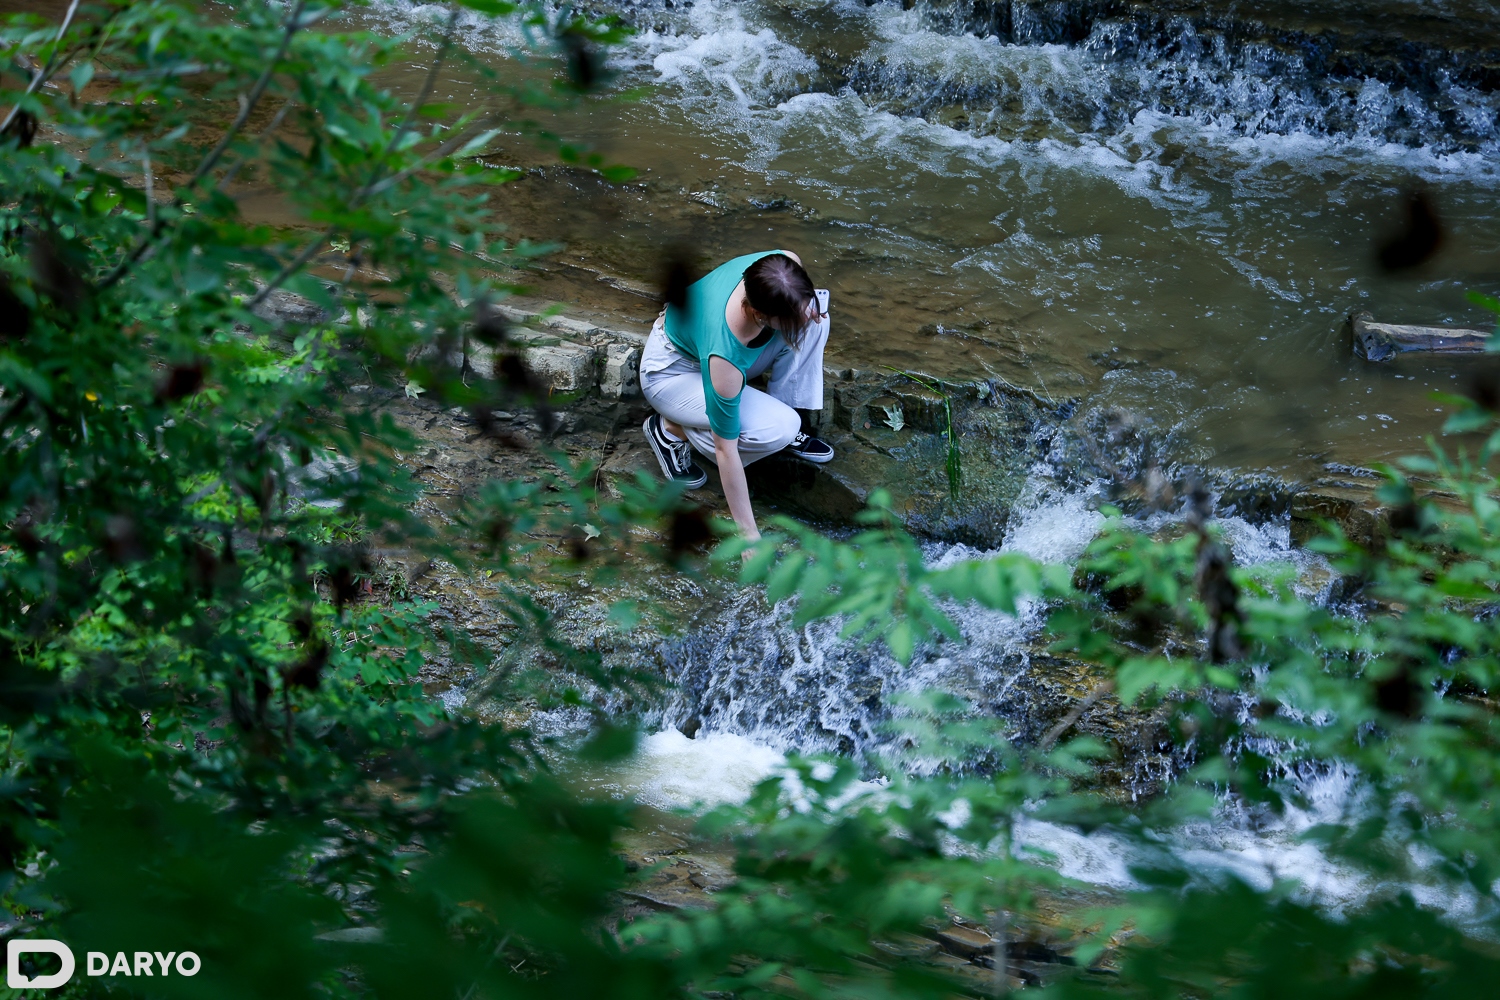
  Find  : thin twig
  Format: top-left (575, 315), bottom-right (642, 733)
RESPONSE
top-left (90, 62), bottom-right (209, 81)
top-left (187, 0), bottom-right (309, 188)
top-left (0, 0), bottom-right (81, 134)
top-left (217, 97), bottom-right (295, 189)
top-left (244, 227), bottom-right (335, 312)
top-left (247, 115), bottom-right (494, 313)
top-left (358, 119), bottom-right (495, 201)
top-left (383, 8), bottom-right (460, 161)
top-left (1038, 680), bottom-right (1115, 751)
top-left (183, 476), bottom-right (224, 507)
top-left (99, 0), bottom-right (310, 290)
top-left (990, 908), bottom-right (1009, 998)
top-left (142, 148), bottom-right (155, 230)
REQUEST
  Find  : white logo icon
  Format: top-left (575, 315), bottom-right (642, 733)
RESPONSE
top-left (5, 941), bottom-right (199, 988)
top-left (7, 940), bottom-right (75, 990)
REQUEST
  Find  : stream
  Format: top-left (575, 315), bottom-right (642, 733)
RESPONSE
top-left (15, 0), bottom-right (1496, 935)
top-left (344, 0), bottom-right (1500, 922)
top-left (362, 0), bottom-right (1500, 476)
top-left (550, 480), bottom-right (1493, 926)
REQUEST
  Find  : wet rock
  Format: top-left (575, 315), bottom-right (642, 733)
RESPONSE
top-left (1216, 474), bottom-right (1296, 522)
top-left (601, 342), bottom-right (641, 399)
top-left (888, 384), bottom-right (950, 434)
top-left (285, 449), bottom-right (359, 507)
top-left (1288, 467), bottom-right (1477, 552)
top-left (523, 341), bottom-right (599, 394)
top-left (250, 287), bottom-right (328, 327)
top-left (936, 923), bottom-right (994, 959)
top-left (1348, 310), bottom-right (1490, 362)
top-left (744, 450), bottom-right (872, 525)
top-left (872, 932), bottom-right (939, 961)
top-left (1290, 482), bottom-right (1391, 549)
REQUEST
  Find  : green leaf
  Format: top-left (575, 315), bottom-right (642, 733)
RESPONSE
top-left (764, 552), bottom-right (807, 604)
top-left (1467, 289), bottom-right (1500, 315)
top-left (456, 129), bottom-right (502, 158)
top-left (607, 600), bottom-right (640, 632)
top-left (1443, 407), bottom-right (1494, 435)
top-left (578, 722), bottom-right (639, 761)
top-left (70, 61), bottom-right (95, 92)
top-left (886, 620), bottom-right (916, 663)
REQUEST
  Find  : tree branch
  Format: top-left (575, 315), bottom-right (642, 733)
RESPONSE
top-left (98, 0), bottom-right (311, 290)
top-left (217, 97), bottom-right (295, 190)
top-left (359, 119), bottom-right (497, 201)
top-left (187, 0), bottom-right (309, 188)
top-left (1038, 680), bottom-right (1114, 752)
top-left (382, 8), bottom-right (460, 162)
top-left (0, 0), bottom-right (81, 135)
top-left (244, 228), bottom-right (335, 312)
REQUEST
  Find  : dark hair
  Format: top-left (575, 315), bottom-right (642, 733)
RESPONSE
top-left (743, 253), bottom-right (817, 347)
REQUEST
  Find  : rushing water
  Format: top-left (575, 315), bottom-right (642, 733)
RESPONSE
top-left (537, 473), bottom-right (1468, 916)
top-left (362, 0), bottom-right (1500, 476)
top-left (341, 0), bottom-right (1500, 914)
top-left (565, 478), bottom-right (1493, 921)
top-left (18, 0), bottom-right (1491, 919)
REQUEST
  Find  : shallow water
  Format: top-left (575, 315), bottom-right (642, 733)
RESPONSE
top-left (536, 472), bottom-right (1499, 922)
top-left (600, 726), bottom-right (1496, 923)
top-left (15, 0), bottom-right (1497, 471)
top-left (358, 0), bottom-right (1500, 477)
top-left (18, 0), bottom-right (1496, 921)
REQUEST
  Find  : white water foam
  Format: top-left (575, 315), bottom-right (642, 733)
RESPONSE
top-left (368, 0), bottom-right (1500, 199)
top-left (643, 10), bottom-right (819, 112)
top-left (614, 729), bottom-right (790, 810)
top-left (610, 724), bottom-right (1489, 920)
top-left (602, 481), bottom-right (1402, 908)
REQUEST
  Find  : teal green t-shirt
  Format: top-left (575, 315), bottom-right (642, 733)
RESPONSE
top-left (662, 250), bottom-right (786, 440)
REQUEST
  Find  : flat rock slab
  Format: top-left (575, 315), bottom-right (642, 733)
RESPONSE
top-left (1349, 310), bottom-right (1491, 362)
top-left (524, 342), bottom-right (599, 394)
top-left (936, 924), bottom-right (995, 959)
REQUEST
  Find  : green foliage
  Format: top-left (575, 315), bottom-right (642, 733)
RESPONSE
top-left (0, 1), bottom-right (685, 996)
top-left (718, 427), bottom-right (1500, 993)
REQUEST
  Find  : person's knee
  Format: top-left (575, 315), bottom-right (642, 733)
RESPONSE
top-left (740, 408), bottom-right (797, 451)
top-left (766, 404), bottom-right (800, 451)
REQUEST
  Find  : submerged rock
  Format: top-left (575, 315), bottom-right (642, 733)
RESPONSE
top-left (1348, 310), bottom-right (1491, 362)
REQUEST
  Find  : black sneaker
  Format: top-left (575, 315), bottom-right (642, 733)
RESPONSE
top-left (785, 431), bottom-right (834, 464)
top-left (644, 414), bottom-right (707, 488)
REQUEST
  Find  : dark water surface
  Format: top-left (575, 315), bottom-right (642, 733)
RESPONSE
top-left (16, 0), bottom-right (1500, 476)
top-left (354, 0), bottom-right (1500, 478)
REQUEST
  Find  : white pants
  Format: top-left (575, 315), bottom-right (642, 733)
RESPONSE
top-left (640, 307), bottom-right (829, 466)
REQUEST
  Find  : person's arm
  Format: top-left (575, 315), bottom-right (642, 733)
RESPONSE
top-left (707, 356), bottom-right (758, 540)
top-left (714, 432), bottom-right (758, 541)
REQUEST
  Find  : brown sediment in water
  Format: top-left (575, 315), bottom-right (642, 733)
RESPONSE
top-left (19, 0), bottom-right (1500, 484)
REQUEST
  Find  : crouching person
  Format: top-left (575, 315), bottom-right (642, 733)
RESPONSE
top-left (641, 250), bottom-right (834, 542)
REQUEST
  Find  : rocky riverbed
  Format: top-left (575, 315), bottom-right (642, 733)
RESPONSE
top-left (323, 292), bottom-right (1408, 782)
top-left (260, 201), bottom-right (1467, 994)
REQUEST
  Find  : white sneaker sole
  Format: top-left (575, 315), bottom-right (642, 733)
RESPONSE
top-left (643, 416), bottom-right (708, 488)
